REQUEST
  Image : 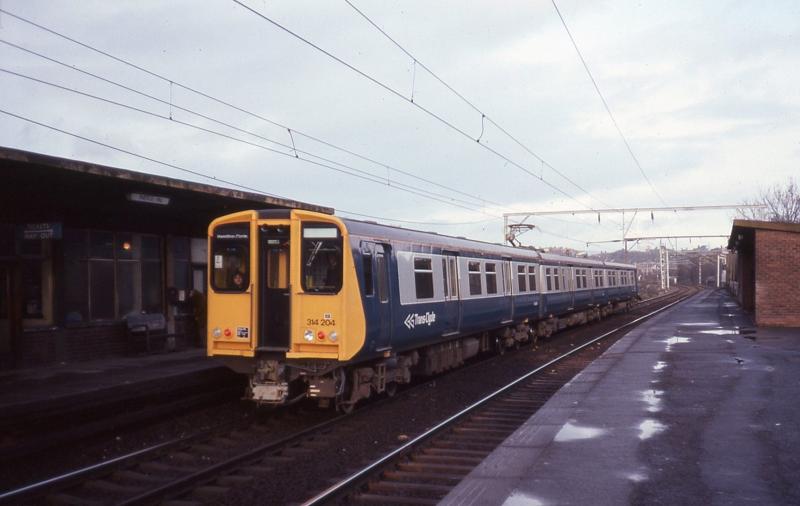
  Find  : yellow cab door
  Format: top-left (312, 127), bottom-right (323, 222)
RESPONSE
top-left (207, 212), bottom-right (257, 356)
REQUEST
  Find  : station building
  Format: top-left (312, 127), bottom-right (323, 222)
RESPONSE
top-left (727, 219), bottom-right (800, 327)
top-left (0, 147), bottom-right (331, 369)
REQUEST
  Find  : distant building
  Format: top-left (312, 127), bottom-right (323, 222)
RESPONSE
top-left (0, 147), bottom-right (331, 368)
top-left (727, 219), bottom-right (800, 327)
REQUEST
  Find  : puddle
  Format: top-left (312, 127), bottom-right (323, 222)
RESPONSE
top-left (662, 336), bottom-right (691, 351)
top-left (638, 419), bottom-right (666, 440)
top-left (641, 390), bottom-right (664, 413)
top-left (554, 421), bottom-right (607, 442)
top-left (502, 491), bottom-right (546, 506)
top-left (653, 361), bottom-right (668, 371)
top-left (725, 339), bottom-right (734, 343)
top-left (678, 322), bottom-right (720, 327)
top-left (626, 472), bottom-right (648, 482)
top-left (699, 329), bottom-right (740, 335)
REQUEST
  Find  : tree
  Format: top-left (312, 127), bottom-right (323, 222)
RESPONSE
top-left (740, 177), bottom-right (800, 223)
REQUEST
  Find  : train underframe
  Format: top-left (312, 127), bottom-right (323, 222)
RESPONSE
top-left (244, 299), bottom-right (634, 411)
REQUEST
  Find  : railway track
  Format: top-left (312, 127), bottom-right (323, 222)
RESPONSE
top-left (0, 287), bottom-right (693, 505)
top-left (307, 287), bottom-right (695, 505)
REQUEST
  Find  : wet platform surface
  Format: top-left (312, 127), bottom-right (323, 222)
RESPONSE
top-left (442, 289), bottom-right (800, 505)
top-left (0, 348), bottom-right (230, 419)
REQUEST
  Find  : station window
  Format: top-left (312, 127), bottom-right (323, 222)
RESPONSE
top-left (171, 236), bottom-right (192, 309)
top-left (468, 261), bottom-right (482, 296)
top-left (413, 257), bottom-right (434, 299)
top-left (485, 263), bottom-right (497, 295)
top-left (62, 229), bottom-right (163, 323)
top-left (300, 224), bottom-right (342, 294)
top-left (517, 265), bottom-right (527, 292)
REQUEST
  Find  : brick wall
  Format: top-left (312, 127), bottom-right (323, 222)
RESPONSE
top-left (17, 324), bottom-right (130, 367)
top-left (16, 315), bottom-right (202, 367)
top-left (755, 229), bottom-right (800, 327)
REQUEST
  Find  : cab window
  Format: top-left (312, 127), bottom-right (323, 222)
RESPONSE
top-left (302, 224), bottom-right (342, 294)
top-left (211, 223), bottom-right (250, 292)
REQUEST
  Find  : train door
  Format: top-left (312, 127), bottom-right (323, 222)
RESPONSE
top-left (259, 226), bottom-right (291, 350)
top-left (441, 251), bottom-right (461, 336)
top-left (500, 258), bottom-right (513, 323)
top-left (568, 267), bottom-right (575, 310)
top-left (374, 243), bottom-right (392, 351)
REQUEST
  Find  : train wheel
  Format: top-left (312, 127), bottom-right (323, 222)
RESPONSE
top-left (335, 396), bottom-right (355, 414)
top-left (335, 369), bottom-right (356, 414)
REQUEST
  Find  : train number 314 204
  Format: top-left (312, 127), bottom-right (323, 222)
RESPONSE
top-left (307, 319), bottom-right (336, 326)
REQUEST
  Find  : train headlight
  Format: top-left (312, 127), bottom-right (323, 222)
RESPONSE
top-left (304, 329), bottom-right (314, 342)
top-left (329, 331), bottom-right (338, 342)
top-left (317, 331), bottom-right (326, 341)
top-left (213, 327), bottom-right (222, 338)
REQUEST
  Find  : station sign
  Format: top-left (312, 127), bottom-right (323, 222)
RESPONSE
top-left (127, 192), bottom-right (171, 206)
top-left (20, 222), bottom-right (63, 240)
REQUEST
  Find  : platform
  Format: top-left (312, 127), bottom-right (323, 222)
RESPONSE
top-left (441, 289), bottom-right (800, 505)
top-left (0, 348), bottom-right (233, 422)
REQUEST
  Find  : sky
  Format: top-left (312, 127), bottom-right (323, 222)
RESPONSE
top-left (1, 1), bottom-right (798, 253)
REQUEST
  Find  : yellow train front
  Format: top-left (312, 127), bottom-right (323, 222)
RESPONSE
top-left (207, 209), bottom-right (366, 409)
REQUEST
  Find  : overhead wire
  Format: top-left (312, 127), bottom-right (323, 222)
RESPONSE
top-left (0, 6), bottom-right (625, 241)
top-left (0, 7), bottom-right (505, 211)
top-left (0, 107), bottom-right (492, 227)
top-left (342, 0), bottom-right (614, 210)
top-left (229, 0), bottom-right (593, 210)
top-left (550, 0), bottom-right (668, 206)
top-left (0, 66), bottom-right (500, 217)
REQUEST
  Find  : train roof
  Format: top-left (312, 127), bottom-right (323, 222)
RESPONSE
top-left (339, 216), bottom-right (635, 269)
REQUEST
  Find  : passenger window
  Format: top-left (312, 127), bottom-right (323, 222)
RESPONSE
top-left (485, 263), bottom-right (497, 295)
top-left (528, 265), bottom-right (537, 291)
top-left (414, 257), bottom-right (434, 299)
top-left (554, 269), bottom-right (560, 291)
top-left (362, 254), bottom-right (373, 296)
top-left (376, 251), bottom-right (388, 302)
top-left (448, 257), bottom-right (459, 298)
top-left (545, 267), bottom-right (552, 291)
top-left (442, 257), bottom-right (448, 298)
top-left (468, 261), bottom-right (482, 296)
top-left (517, 265), bottom-right (527, 292)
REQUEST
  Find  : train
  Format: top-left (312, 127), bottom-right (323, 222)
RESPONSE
top-left (207, 209), bottom-right (638, 411)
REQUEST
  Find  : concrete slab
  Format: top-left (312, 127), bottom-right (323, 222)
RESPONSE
top-left (441, 289), bottom-right (800, 505)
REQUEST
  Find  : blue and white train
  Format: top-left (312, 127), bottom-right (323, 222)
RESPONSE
top-left (207, 209), bottom-right (638, 409)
